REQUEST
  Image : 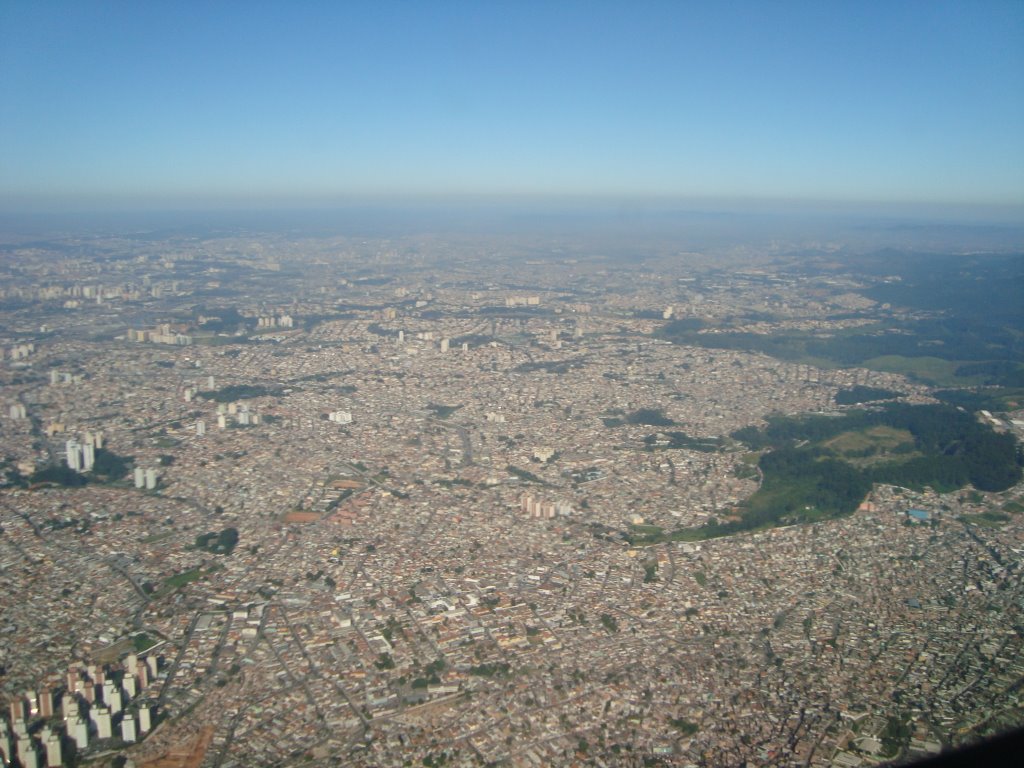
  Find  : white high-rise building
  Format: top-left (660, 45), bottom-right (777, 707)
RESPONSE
top-left (145, 468), bottom-right (158, 490)
top-left (70, 716), bottom-right (88, 750)
top-left (24, 690), bottom-right (38, 717)
top-left (134, 467), bottom-right (145, 489)
top-left (121, 713), bottom-right (136, 743)
top-left (93, 706), bottom-right (112, 739)
top-left (61, 693), bottom-right (78, 721)
top-left (16, 734), bottom-right (38, 768)
top-left (196, 420), bottom-right (206, 436)
top-left (65, 440), bottom-right (82, 471)
top-left (44, 731), bottom-right (61, 768)
top-left (138, 704), bottom-right (151, 733)
top-left (82, 442), bottom-right (95, 472)
top-left (0, 723), bottom-right (9, 765)
top-left (0, 721), bottom-right (10, 768)
top-left (440, 338), bottom-right (450, 352)
top-left (102, 680), bottom-right (121, 714)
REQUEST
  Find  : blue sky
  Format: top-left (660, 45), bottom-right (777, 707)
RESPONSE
top-left (1, 1), bottom-right (1022, 213)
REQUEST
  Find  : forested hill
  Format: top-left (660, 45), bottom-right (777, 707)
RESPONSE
top-left (734, 403), bottom-right (1021, 495)
top-left (655, 251), bottom-right (1024, 387)
top-left (637, 404), bottom-right (1023, 544)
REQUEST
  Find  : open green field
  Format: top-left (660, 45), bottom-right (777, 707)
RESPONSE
top-left (936, 388), bottom-right (1024, 412)
top-left (152, 567), bottom-right (203, 598)
top-left (821, 426), bottom-right (920, 467)
top-left (862, 356), bottom-right (981, 387)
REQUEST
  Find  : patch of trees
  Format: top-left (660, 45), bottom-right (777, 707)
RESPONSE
top-left (860, 251), bottom-right (1024, 325)
top-left (193, 306), bottom-right (246, 332)
top-left (194, 527), bottom-right (239, 555)
top-left (198, 384), bottom-right (281, 402)
top-left (506, 465), bottom-right (546, 485)
top-left (513, 360), bottom-right (582, 374)
top-left (642, 404), bottom-right (1023, 543)
top-left (747, 447), bottom-right (873, 524)
top-left (91, 448), bottom-right (131, 479)
top-left (468, 662), bottom-right (510, 677)
top-left (427, 403), bottom-right (462, 419)
top-left (735, 404), bottom-right (1021, 493)
top-left (451, 333), bottom-right (492, 347)
top-left (0, 461), bottom-right (28, 488)
top-left (30, 464), bottom-right (87, 487)
top-left (669, 718), bottom-right (699, 736)
top-left (657, 315), bottom-right (1024, 371)
top-left (643, 431), bottom-right (724, 451)
top-left (834, 385), bottom-right (903, 405)
top-left (880, 714), bottom-right (912, 756)
top-left (953, 361), bottom-right (1024, 387)
top-left (604, 408), bottom-right (675, 428)
top-left (627, 408), bottom-right (674, 426)
top-left (478, 305), bottom-right (553, 317)
top-left (29, 447), bottom-right (133, 487)
top-left (660, 318), bottom-right (707, 334)
top-left (934, 388), bottom-right (1024, 412)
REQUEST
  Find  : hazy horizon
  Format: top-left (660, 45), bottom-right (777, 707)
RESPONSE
top-left (2, 198), bottom-right (1022, 256)
top-left (2, 2), bottom-right (1022, 214)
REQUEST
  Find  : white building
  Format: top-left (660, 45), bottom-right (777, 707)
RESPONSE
top-left (121, 713), bottom-right (136, 743)
top-left (65, 440), bottom-right (82, 472)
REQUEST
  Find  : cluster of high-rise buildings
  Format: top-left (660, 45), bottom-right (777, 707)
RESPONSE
top-left (64, 432), bottom-right (103, 473)
top-left (132, 466), bottom-right (159, 490)
top-left (5, 343), bottom-right (35, 362)
top-left (255, 314), bottom-right (293, 328)
top-left (215, 401), bottom-right (260, 428)
top-left (2, 655), bottom-right (155, 768)
top-left (504, 295), bottom-right (540, 307)
top-left (521, 493), bottom-right (573, 520)
top-left (127, 324), bottom-right (192, 346)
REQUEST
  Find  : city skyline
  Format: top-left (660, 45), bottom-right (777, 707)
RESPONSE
top-left (2, 1), bottom-right (1023, 214)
